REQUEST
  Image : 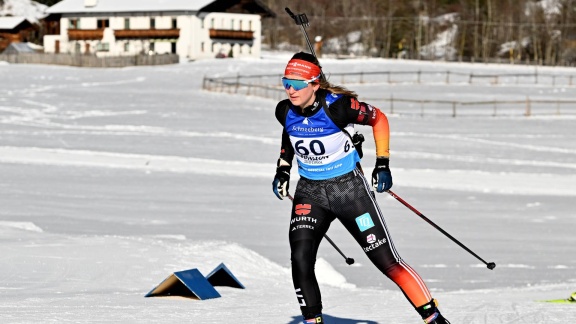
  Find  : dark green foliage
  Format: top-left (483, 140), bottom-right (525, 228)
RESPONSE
top-left (33, 0), bottom-right (63, 6)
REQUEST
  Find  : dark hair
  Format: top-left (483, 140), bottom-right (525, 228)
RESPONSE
top-left (290, 52), bottom-right (358, 98)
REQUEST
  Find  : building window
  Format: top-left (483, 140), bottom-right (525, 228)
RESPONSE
top-left (239, 20), bottom-right (243, 31)
top-left (124, 18), bottom-right (130, 29)
top-left (201, 42), bottom-right (204, 52)
top-left (124, 42), bottom-right (130, 52)
top-left (172, 18), bottom-right (177, 29)
top-left (150, 42), bottom-right (155, 53)
top-left (74, 42), bottom-right (81, 53)
top-left (97, 19), bottom-right (109, 29)
top-left (210, 18), bottom-right (214, 28)
top-left (231, 19), bottom-right (234, 30)
top-left (69, 19), bottom-right (80, 29)
top-left (150, 18), bottom-right (155, 29)
top-left (249, 21), bottom-right (252, 30)
top-left (96, 42), bottom-right (109, 52)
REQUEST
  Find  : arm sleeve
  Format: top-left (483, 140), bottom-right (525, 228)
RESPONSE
top-left (275, 100), bottom-right (295, 165)
top-left (335, 96), bottom-right (390, 158)
top-left (368, 107), bottom-right (390, 158)
top-left (279, 129), bottom-right (295, 165)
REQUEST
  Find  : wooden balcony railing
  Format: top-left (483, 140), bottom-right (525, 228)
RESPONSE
top-left (114, 29), bottom-right (180, 39)
top-left (68, 29), bottom-right (104, 40)
top-left (209, 29), bottom-right (253, 40)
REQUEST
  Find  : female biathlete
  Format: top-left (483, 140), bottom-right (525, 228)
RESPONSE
top-left (272, 52), bottom-right (450, 324)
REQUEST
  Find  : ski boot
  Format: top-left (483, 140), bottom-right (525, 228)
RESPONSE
top-left (303, 314), bottom-right (323, 323)
top-left (417, 299), bottom-right (451, 324)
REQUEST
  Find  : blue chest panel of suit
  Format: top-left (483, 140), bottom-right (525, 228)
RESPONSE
top-left (285, 94), bottom-right (360, 180)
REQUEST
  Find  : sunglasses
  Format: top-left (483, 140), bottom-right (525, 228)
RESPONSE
top-left (281, 76), bottom-right (319, 91)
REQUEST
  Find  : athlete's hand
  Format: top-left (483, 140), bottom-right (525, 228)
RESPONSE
top-left (372, 157), bottom-right (393, 192)
top-left (272, 159), bottom-right (291, 200)
top-left (352, 132), bottom-right (365, 158)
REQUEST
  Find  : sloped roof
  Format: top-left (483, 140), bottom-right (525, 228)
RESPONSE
top-left (0, 16), bottom-right (29, 30)
top-left (47, 0), bottom-right (217, 14)
top-left (1, 42), bottom-right (37, 54)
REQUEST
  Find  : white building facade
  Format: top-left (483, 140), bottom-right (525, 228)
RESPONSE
top-left (43, 0), bottom-right (274, 60)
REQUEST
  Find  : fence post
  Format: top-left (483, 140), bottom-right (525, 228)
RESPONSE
top-left (420, 100), bottom-right (424, 117)
top-left (235, 73), bottom-right (240, 94)
top-left (525, 96), bottom-right (531, 117)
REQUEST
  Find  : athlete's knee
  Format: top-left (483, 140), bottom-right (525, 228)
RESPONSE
top-left (380, 261), bottom-right (410, 282)
top-left (290, 239), bottom-right (316, 276)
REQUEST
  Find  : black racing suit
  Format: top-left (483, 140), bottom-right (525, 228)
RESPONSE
top-left (275, 89), bottom-right (433, 319)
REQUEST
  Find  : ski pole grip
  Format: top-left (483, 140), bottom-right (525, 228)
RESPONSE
top-left (285, 7), bottom-right (308, 26)
top-left (285, 8), bottom-right (297, 21)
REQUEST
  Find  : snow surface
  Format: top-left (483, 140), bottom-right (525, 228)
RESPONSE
top-left (1, 53), bottom-right (576, 323)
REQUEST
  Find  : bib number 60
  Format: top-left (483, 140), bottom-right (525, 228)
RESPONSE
top-left (294, 139), bottom-right (350, 155)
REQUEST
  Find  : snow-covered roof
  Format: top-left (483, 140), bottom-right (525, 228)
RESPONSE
top-left (0, 0), bottom-right (48, 23)
top-left (0, 16), bottom-right (29, 30)
top-left (1, 42), bottom-right (38, 54)
top-left (47, 0), bottom-right (217, 14)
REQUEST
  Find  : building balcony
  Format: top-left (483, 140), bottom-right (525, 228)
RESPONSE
top-left (209, 29), bottom-right (253, 40)
top-left (114, 29), bottom-right (180, 39)
top-left (68, 29), bottom-right (104, 40)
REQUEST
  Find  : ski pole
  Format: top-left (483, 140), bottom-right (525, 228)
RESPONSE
top-left (287, 194), bottom-right (355, 265)
top-left (387, 190), bottom-right (496, 270)
top-left (285, 7), bottom-right (326, 82)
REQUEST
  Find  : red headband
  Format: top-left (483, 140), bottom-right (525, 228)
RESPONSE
top-left (284, 59), bottom-right (321, 80)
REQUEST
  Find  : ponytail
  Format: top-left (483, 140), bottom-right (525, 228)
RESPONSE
top-left (318, 79), bottom-right (358, 99)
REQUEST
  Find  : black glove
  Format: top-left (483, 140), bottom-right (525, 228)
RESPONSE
top-left (352, 132), bottom-right (365, 158)
top-left (272, 158), bottom-right (291, 200)
top-left (371, 157), bottom-right (393, 192)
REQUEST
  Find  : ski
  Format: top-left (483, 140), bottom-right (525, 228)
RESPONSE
top-left (539, 292), bottom-right (576, 303)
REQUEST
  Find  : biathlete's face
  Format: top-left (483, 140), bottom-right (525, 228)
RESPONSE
top-left (282, 74), bottom-right (320, 108)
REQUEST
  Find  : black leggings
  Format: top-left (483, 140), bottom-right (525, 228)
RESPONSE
top-left (289, 169), bottom-right (432, 318)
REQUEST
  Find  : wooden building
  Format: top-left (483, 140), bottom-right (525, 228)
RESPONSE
top-left (0, 17), bottom-right (38, 53)
top-left (43, 0), bottom-right (275, 60)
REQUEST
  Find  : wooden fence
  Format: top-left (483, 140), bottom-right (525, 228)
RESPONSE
top-left (364, 96), bottom-right (576, 117)
top-left (202, 70), bottom-right (576, 117)
top-left (0, 53), bottom-right (179, 68)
